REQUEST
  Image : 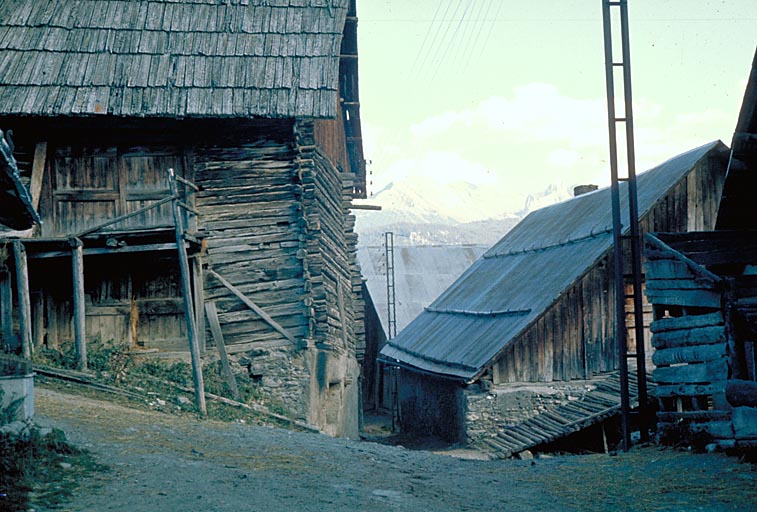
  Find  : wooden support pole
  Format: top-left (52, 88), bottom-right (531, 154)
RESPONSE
top-left (13, 241), bottom-right (32, 359)
top-left (207, 268), bottom-right (298, 346)
top-left (169, 168), bottom-right (206, 416)
top-left (0, 266), bottom-right (14, 351)
top-left (29, 142), bottom-right (47, 210)
top-left (70, 238), bottom-right (87, 370)
top-left (205, 302), bottom-right (240, 400)
top-left (32, 292), bottom-right (44, 350)
top-left (192, 256), bottom-right (206, 354)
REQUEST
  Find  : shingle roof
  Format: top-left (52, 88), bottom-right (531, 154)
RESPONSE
top-left (380, 141), bottom-right (726, 381)
top-left (358, 244), bottom-right (487, 337)
top-left (0, 0), bottom-right (348, 118)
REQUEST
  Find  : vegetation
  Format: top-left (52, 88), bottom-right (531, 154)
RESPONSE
top-left (34, 340), bottom-right (293, 426)
top-left (0, 427), bottom-right (105, 511)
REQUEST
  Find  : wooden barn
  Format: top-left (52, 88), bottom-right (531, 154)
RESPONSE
top-left (358, 244), bottom-right (486, 413)
top-left (0, 0), bottom-right (367, 437)
top-left (644, 48), bottom-right (757, 449)
top-left (380, 141), bottom-right (729, 453)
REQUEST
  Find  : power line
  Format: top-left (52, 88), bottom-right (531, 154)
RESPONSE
top-left (456, 0), bottom-right (491, 69)
top-left (431, 0), bottom-right (475, 80)
top-left (416, 0), bottom-right (456, 75)
top-left (410, 0), bottom-right (446, 74)
top-left (424, 0), bottom-right (466, 78)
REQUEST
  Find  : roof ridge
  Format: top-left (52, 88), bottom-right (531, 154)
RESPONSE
top-left (424, 307), bottom-right (531, 318)
top-left (485, 228), bottom-right (613, 258)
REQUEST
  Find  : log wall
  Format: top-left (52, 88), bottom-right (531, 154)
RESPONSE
top-left (4, 117), bottom-right (363, 436)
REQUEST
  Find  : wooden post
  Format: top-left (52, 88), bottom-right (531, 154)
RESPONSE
top-left (29, 142), bottom-right (47, 210)
top-left (70, 238), bottom-right (87, 370)
top-left (32, 292), bottom-right (44, 350)
top-left (192, 256), bottom-right (206, 354)
top-left (0, 266), bottom-right (14, 351)
top-left (169, 168), bottom-right (206, 416)
top-left (205, 302), bottom-right (240, 400)
top-left (13, 241), bottom-right (32, 359)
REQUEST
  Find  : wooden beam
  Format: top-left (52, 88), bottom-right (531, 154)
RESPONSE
top-left (12, 241), bottom-right (32, 359)
top-left (29, 141), bottom-right (47, 210)
top-left (726, 380), bottom-right (757, 407)
top-left (193, 257), bottom-right (206, 354)
top-left (652, 325), bottom-right (726, 349)
top-left (32, 292), bottom-right (44, 350)
top-left (70, 238), bottom-right (87, 370)
top-left (169, 168), bottom-right (206, 416)
top-left (0, 266), bottom-right (14, 351)
top-left (205, 301), bottom-right (240, 401)
top-left (652, 343), bottom-right (727, 366)
top-left (653, 358), bottom-right (728, 384)
top-left (207, 268), bottom-right (298, 346)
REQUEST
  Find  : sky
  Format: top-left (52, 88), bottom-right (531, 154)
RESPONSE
top-left (353, 0), bottom-right (756, 221)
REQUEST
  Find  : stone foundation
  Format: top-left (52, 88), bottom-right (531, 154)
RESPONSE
top-left (465, 381), bottom-right (599, 445)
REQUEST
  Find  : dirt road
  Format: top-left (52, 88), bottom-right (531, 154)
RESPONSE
top-left (34, 386), bottom-right (757, 512)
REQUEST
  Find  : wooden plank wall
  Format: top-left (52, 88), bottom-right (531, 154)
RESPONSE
top-left (492, 154), bottom-right (727, 384)
top-left (195, 126), bottom-right (309, 353)
top-left (297, 120), bottom-right (363, 357)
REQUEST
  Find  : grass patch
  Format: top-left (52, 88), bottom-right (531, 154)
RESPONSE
top-left (0, 428), bottom-right (106, 511)
top-left (34, 341), bottom-right (296, 427)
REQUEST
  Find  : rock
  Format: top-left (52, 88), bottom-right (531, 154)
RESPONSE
top-left (156, 398), bottom-right (166, 406)
top-left (59, 462), bottom-right (72, 469)
top-left (516, 450), bottom-right (534, 460)
top-left (705, 443), bottom-right (719, 453)
top-left (177, 396), bottom-right (191, 405)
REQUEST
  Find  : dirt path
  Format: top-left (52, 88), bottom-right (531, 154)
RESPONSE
top-left (34, 386), bottom-right (757, 512)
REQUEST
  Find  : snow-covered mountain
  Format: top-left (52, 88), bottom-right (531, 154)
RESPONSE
top-left (354, 178), bottom-right (577, 247)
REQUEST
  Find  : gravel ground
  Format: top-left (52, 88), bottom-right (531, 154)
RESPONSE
top-left (33, 386), bottom-right (757, 512)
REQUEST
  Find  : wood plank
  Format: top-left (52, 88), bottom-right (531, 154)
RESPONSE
top-left (649, 311), bottom-right (723, 333)
top-left (192, 256), bottom-right (206, 353)
top-left (652, 343), bottom-right (727, 366)
top-left (726, 380), bottom-right (757, 407)
top-left (13, 242), bottom-right (32, 359)
top-left (656, 410), bottom-right (731, 422)
top-left (0, 267), bottom-right (14, 350)
top-left (732, 407), bottom-right (757, 439)
top-left (651, 325), bottom-right (726, 349)
top-left (646, 278), bottom-right (715, 291)
top-left (207, 268), bottom-right (298, 346)
top-left (29, 141), bottom-right (47, 210)
top-left (71, 238), bottom-right (87, 370)
top-left (644, 288), bottom-right (721, 308)
top-left (645, 259), bottom-right (696, 280)
top-left (205, 301), bottom-right (240, 401)
top-left (653, 358), bottom-right (728, 384)
top-left (654, 382), bottom-right (723, 399)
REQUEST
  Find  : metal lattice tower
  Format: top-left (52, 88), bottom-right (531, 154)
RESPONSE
top-left (385, 231), bottom-right (397, 340)
top-left (601, 0), bottom-right (649, 451)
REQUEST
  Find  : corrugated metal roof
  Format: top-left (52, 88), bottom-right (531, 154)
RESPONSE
top-left (358, 244), bottom-right (487, 336)
top-left (381, 141), bottom-right (726, 381)
top-left (0, 0), bottom-right (347, 118)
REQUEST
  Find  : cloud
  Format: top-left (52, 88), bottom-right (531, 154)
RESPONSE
top-left (380, 151), bottom-right (496, 188)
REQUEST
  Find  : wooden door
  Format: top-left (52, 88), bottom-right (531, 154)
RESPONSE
top-left (46, 146), bottom-right (186, 236)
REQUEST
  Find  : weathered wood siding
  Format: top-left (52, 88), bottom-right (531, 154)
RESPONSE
top-left (492, 153), bottom-right (727, 384)
top-left (6, 117), bottom-right (363, 435)
top-left (196, 126), bottom-right (309, 353)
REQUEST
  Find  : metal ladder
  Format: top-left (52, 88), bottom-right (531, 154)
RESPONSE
top-left (601, 0), bottom-right (649, 450)
top-left (384, 231), bottom-right (400, 430)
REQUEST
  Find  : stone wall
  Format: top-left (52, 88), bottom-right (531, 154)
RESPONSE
top-left (465, 381), bottom-right (599, 445)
